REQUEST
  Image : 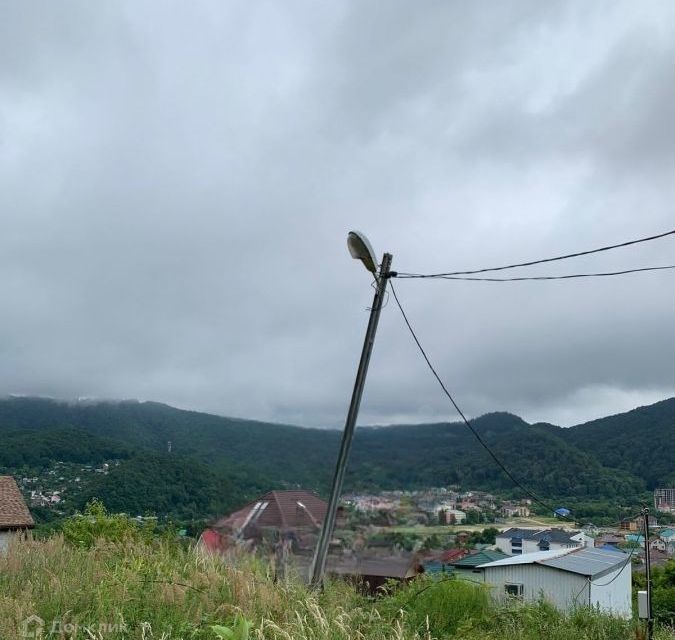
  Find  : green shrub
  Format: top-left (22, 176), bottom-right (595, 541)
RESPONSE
top-left (379, 575), bottom-right (491, 635)
top-left (61, 499), bottom-right (153, 547)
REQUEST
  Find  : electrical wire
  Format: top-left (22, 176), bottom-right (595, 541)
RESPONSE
top-left (572, 577), bottom-right (592, 606)
top-left (396, 264), bottom-right (675, 281)
top-left (389, 281), bottom-right (652, 528)
top-left (367, 278), bottom-right (390, 310)
top-left (590, 516), bottom-right (644, 588)
top-left (389, 280), bottom-right (571, 520)
top-left (396, 228), bottom-right (675, 278)
top-left (591, 546), bottom-right (637, 588)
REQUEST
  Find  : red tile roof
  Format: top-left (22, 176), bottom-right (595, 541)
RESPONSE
top-left (212, 490), bottom-right (327, 533)
top-left (441, 548), bottom-right (469, 563)
top-left (0, 476), bottom-right (34, 530)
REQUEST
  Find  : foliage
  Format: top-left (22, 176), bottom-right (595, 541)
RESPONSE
top-left (0, 396), bottom-right (672, 517)
top-left (0, 535), bottom-right (673, 640)
top-left (61, 499), bottom-right (154, 547)
top-left (210, 615), bottom-right (251, 640)
top-left (380, 574), bottom-right (492, 636)
top-left (0, 536), bottom-right (403, 640)
top-left (0, 426), bottom-right (130, 472)
top-left (76, 453), bottom-right (245, 521)
top-left (561, 399), bottom-right (675, 489)
top-left (634, 559), bottom-right (675, 624)
top-left (465, 526), bottom-right (500, 547)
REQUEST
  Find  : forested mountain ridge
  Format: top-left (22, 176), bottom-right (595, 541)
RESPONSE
top-left (0, 396), bottom-right (672, 517)
top-left (560, 397), bottom-right (675, 488)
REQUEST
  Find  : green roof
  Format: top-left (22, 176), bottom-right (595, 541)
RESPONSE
top-left (451, 550), bottom-right (509, 568)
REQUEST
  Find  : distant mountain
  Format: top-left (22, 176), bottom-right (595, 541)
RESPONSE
top-left (0, 396), bottom-right (672, 519)
top-left (560, 397), bottom-right (675, 489)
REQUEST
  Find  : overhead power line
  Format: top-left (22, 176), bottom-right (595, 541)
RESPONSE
top-left (590, 516), bottom-right (645, 588)
top-left (396, 264), bottom-right (675, 282)
top-left (389, 280), bottom-right (569, 519)
top-left (396, 228), bottom-right (675, 278)
top-left (389, 282), bottom-right (648, 528)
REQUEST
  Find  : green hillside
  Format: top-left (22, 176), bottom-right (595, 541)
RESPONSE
top-left (561, 397), bottom-right (675, 489)
top-left (0, 396), bottom-right (672, 518)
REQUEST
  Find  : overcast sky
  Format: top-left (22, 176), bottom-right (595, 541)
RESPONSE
top-left (2, 1), bottom-right (675, 429)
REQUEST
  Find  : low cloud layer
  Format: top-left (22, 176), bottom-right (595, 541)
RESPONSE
top-left (2, 1), bottom-right (674, 427)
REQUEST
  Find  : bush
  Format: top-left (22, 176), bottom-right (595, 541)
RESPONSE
top-left (379, 575), bottom-right (491, 635)
top-left (61, 499), bottom-right (154, 547)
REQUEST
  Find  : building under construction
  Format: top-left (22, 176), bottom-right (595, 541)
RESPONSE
top-left (654, 488), bottom-right (675, 513)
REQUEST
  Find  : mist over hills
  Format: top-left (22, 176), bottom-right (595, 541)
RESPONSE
top-left (0, 396), bottom-right (672, 520)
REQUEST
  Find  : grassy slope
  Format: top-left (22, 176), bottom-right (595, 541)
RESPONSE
top-left (1, 536), bottom-right (672, 640)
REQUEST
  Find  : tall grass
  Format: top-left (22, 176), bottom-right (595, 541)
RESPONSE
top-left (0, 535), bottom-right (672, 640)
top-left (381, 575), bottom-right (675, 640)
top-left (379, 575), bottom-right (492, 636)
top-left (0, 536), bottom-right (410, 639)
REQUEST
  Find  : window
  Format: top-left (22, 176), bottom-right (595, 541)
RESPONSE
top-left (512, 549), bottom-right (522, 555)
top-left (505, 583), bottom-right (524, 599)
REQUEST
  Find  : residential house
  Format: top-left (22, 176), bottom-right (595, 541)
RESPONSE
top-left (659, 528), bottom-right (675, 543)
top-left (446, 550), bottom-right (509, 583)
top-left (0, 476), bottom-right (34, 552)
top-left (422, 548), bottom-right (470, 575)
top-left (201, 490), bottom-right (327, 553)
top-left (619, 514), bottom-right (657, 531)
top-left (496, 528), bottom-right (591, 556)
top-left (455, 531), bottom-right (471, 545)
top-left (478, 547), bottom-right (632, 618)
top-left (500, 502), bottom-right (531, 518)
top-left (324, 554), bottom-right (423, 594)
top-left (436, 507), bottom-right (466, 525)
top-left (441, 548), bottom-right (470, 563)
top-left (346, 495), bottom-right (399, 513)
top-left (649, 538), bottom-right (667, 552)
top-left (595, 534), bottom-right (624, 549)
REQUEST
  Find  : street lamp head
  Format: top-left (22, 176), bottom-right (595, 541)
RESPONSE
top-left (347, 231), bottom-right (378, 274)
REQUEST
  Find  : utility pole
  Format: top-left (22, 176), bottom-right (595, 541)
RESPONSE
top-left (644, 506), bottom-right (653, 640)
top-left (309, 245), bottom-right (393, 588)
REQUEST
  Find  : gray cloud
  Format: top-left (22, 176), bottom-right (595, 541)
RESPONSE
top-left (1, 0), bottom-right (674, 429)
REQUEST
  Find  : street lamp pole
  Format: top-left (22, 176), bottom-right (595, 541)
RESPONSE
top-left (309, 234), bottom-right (393, 587)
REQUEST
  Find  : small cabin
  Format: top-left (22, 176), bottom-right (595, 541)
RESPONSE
top-left (0, 476), bottom-right (35, 552)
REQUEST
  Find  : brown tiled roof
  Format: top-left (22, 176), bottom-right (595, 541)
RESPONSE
top-left (212, 490), bottom-right (327, 533)
top-left (327, 554), bottom-right (422, 579)
top-left (0, 476), bottom-right (34, 529)
top-left (259, 490), bottom-right (327, 529)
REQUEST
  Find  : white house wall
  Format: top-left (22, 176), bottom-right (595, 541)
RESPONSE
top-left (483, 564), bottom-right (589, 612)
top-left (495, 536), bottom-right (583, 556)
top-left (571, 533), bottom-right (594, 547)
top-left (590, 564), bottom-right (632, 619)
